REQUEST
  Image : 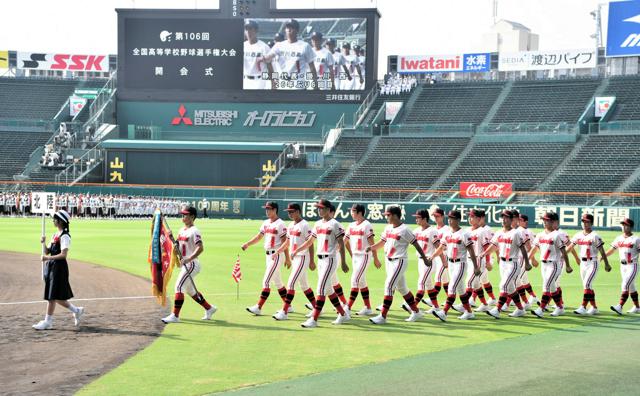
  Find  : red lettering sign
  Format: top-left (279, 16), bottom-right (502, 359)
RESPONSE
top-left (459, 182), bottom-right (513, 199)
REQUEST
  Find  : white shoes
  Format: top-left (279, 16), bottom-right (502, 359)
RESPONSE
top-left (627, 306), bottom-right (640, 314)
top-left (161, 313), bottom-right (180, 323)
top-left (486, 307), bottom-right (500, 319)
top-left (73, 307), bottom-right (84, 326)
top-left (432, 309), bottom-right (447, 322)
top-left (405, 310), bottom-right (424, 322)
top-left (500, 303), bottom-right (509, 312)
top-left (376, 304), bottom-right (384, 311)
top-left (425, 307), bottom-right (437, 314)
top-left (369, 314), bottom-right (387, 324)
top-left (332, 311), bottom-right (350, 325)
top-left (586, 307), bottom-right (599, 315)
top-left (550, 307), bottom-right (565, 317)
top-left (32, 320), bottom-right (53, 330)
top-left (305, 303), bottom-right (314, 310)
top-left (401, 302), bottom-right (412, 313)
top-left (301, 318), bottom-right (317, 328)
top-left (487, 298), bottom-right (497, 305)
top-left (202, 305), bottom-right (217, 320)
top-left (528, 296), bottom-right (538, 305)
top-left (475, 304), bottom-right (490, 312)
top-left (272, 310), bottom-right (288, 321)
top-left (523, 302), bottom-right (532, 310)
top-left (421, 298), bottom-right (433, 307)
top-left (342, 304), bottom-right (351, 315)
top-left (356, 307), bottom-right (374, 316)
top-left (451, 304), bottom-right (464, 313)
top-left (469, 299), bottom-right (477, 307)
top-left (305, 310), bottom-right (315, 318)
top-left (573, 306), bottom-right (588, 315)
top-left (458, 311), bottom-right (475, 320)
top-left (286, 306), bottom-right (295, 314)
top-left (508, 308), bottom-right (526, 317)
top-left (246, 304), bottom-right (262, 316)
top-left (531, 307), bottom-right (544, 318)
top-left (610, 304), bottom-right (623, 315)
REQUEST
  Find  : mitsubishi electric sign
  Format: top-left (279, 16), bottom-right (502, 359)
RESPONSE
top-left (606, 0), bottom-right (640, 57)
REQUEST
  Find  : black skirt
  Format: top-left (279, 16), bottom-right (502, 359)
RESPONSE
top-left (43, 260), bottom-right (74, 301)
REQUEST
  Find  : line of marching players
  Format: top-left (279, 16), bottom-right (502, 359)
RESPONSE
top-left (162, 199), bottom-right (640, 328)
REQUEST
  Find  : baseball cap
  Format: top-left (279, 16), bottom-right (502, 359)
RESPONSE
top-left (315, 199), bottom-right (331, 209)
top-left (54, 209), bottom-right (71, 224)
top-left (432, 208), bottom-right (445, 217)
top-left (511, 209), bottom-right (520, 218)
top-left (500, 210), bottom-right (513, 218)
top-left (326, 38), bottom-right (336, 46)
top-left (469, 208), bottom-right (483, 218)
top-left (180, 206), bottom-right (197, 218)
top-left (274, 32), bottom-right (284, 41)
top-left (520, 214), bottom-right (529, 221)
top-left (447, 210), bottom-right (462, 220)
top-left (412, 209), bottom-right (430, 220)
top-left (581, 213), bottom-right (594, 223)
top-left (284, 19), bottom-right (300, 30)
top-left (384, 206), bottom-right (402, 217)
top-left (310, 31), bottom-right (323, 40)
top-left (262, 201), bottom-right (279, 211)
top-left (285, 203), bottom-right (301, 212)
top-left (351, 203), bottom-right (365, 215)
top-left (342, 42), bottom-right (351, 49)
top-left (621, 218), bottom-right (634, 227)
top-left (540, 211), bottom-right (556, 221)
top-left (244, 20), bottom-right (258, 30)
top-left (353, 45), bottom-right (361, 51)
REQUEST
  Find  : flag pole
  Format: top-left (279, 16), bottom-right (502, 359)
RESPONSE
top-left (236, 254), bottom-right (240, 301)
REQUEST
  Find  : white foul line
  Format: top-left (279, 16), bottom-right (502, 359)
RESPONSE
top-left (0, 296), bottom-right (155, 306)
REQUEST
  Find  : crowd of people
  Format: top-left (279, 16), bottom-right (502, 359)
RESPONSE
top-left (379, 73), bottom-right (418, 95)
top-left (40, 124), bottom-right (73, 169)
top-left (0, 191), bottom-right (186, 218)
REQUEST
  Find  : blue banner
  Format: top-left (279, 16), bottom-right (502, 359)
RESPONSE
top-left (606, 0), bottom-right (640, 57)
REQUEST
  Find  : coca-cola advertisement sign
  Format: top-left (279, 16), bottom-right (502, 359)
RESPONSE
top-left (460, 182), bottom-right (513, 199)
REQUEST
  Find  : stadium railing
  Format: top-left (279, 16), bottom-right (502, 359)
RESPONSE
top-left (477, 122), bottom-right (577, 134)
top-left (0, 118), bottom-right (57, 133)
top-left (589, 121), bottom-right (640, 134)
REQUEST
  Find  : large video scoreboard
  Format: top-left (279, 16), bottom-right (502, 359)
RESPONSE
top-left (117, 1), bottom-right (380, 104)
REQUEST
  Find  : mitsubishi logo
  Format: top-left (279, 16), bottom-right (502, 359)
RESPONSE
top-left (171, 104), bottom-right (193, 125)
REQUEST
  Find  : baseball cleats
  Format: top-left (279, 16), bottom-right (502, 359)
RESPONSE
top-left (332, 311), bottom-right (351, 325)
top-left (301, 318), bottom-right (318, 328)
top-left (528, 296), bottom-right (538, 305)
top-left (286, 306), bottom-right (295, 314)
top-left (356, 307), bottom-right (374, 316)
top-left (610, 304), bottom-right (623, 315)
top-left (401, 302), bottom-right (412, 313)
top-left (73, 307), bottom-right (84, 326)
top-left (550, 307), bottom-right (565, 317)
top-left (474, 304), bottom-right (490, 312)
top-left (500, 303), bottom-right (509, 312)
top-left (486, 307), bottom-right (500, 319)
top-left (573, 306), bottom-right (588, 315)
top-left (458, 311), bottom-right (476, 320)
top-left (432, 309), bottom-right (447, 322)
top-left (272, 310), bottom-right (288, 321)
top-left (202, 305), bottom-right (218, 320)
top-left (469, 299), bottom-right (477, 307)
top-left (523, 302), bottom-right (532, 310)
top-left (487, 298), bottom-right (497, 305)
top-left (32, 320), bottom-right (52, 330)
top-left (305, 303), bottom-right (314, 310)
top-left (246, 304), bottom-right (262, 316)
top-left (405, 310), bottom-right (425, 322)
top-left (508, 308), bottom-right (526, 318)
top-left (627, 306), bottom-right (640, 314)
top-left (586, 307), bottom-right (599, 315)
top-left (421, 298), bottom-right (433, 307)
top-left (376, 304), bottom-right (384, 311)
top-left (342, 304), bottom-right (351, 315)
top-left (369, 314), bottom-right (387, 325)
top-left (451, 304), bottom-right (464, 313)
top-left (161, 313), bottom-right (180, 323)
top-left (531, 307), bottom-right (544, 318)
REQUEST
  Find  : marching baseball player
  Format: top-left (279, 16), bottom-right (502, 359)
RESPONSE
top-left (566, 214), bottom-right (611, 315)
top-left (429, 210), bottom-right (481, 321)
top-left (459, 209), bottom-right (493, 313)
top-left (340, 42), bottom-right (363, 90)
top-left (368, 206), bottom-right (429, 324)
top-left (328, 204), bottom-right (349, 308)
top-left (354, 45), bottom-right (366, 89)
top-left (293, 199), bottom-right (350, 328)
top-left (272, 203), bottom-right (317, 321)
top-left (432, 208), bottom-right (451, 300)
top-left (243, 20), bottom-right (274, 90)
top-left (326, 39), bottom-right (351, 90)
top-left (242, 202), bottom-right (290, 316)
top-left (501, 209), bottom-right (532, 311)
top-left (603, 218), bottom-right (640, 315)
top-left (549, 217), bottom-right (579, 311)
top-left (310, 31), bottom-right (335, 90)
top-left (162, 206), bottom-right (217, 323)
top-left (481, 210), bottom-right (531, 319)
top-left (410, 209), bottom-right (444, 313)
top-left (344, 204), bottom-right (381, 316)
top-left (517, 214), bottom-right (538, 304)
top-left (260, 19), bottom-right (319, 90)
top-left (471, 210), bottom-right (497, 306)
top-left (529, 212), bottom-right (573, 318)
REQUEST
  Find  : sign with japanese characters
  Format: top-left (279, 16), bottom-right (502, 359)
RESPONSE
top-left (498, 49), bottom-right (597, 71)
top-left (397, 53), bottom-right (490, 73)
top-left (31, 193), bottom-right (56, 215)
top-left (123, 18), bottom-right (243, 90)
top-left (106, 152), bottom-right (126, 184)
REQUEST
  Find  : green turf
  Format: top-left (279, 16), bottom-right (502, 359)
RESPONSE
top-left (0, 217), bottom-right (637, 396)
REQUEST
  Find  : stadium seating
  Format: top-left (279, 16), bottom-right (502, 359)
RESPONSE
top-left (542, 134), bottom-right (640, 203)
top-left (491, 79), bottom-right (600, 123)
top-left (361, 91), bottom-right (412, 125)
top-left (0, 131), bottom-right (51, 181)
top-left (603, 76), bottom-right (640, 121)
top-left (315, 136), bottom-right (372, 189)
top-left (339, 136), bottom-right (470, 199)
top-left (403, 82), bottom-right (504, 125)
top-left (329, 18), bottom-right (365, 36)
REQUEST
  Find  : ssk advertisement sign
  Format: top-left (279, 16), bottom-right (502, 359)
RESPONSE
top-left (17, 52), bottom-right (109, 71)
top-left (460, 182), bottom-right (513, 199)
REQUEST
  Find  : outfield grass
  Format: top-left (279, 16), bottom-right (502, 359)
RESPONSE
top-left (0, 217), bottom-right (637, 395)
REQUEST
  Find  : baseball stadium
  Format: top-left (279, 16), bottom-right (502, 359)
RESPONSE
top-left (1, 0), bottom-right (640, 395)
